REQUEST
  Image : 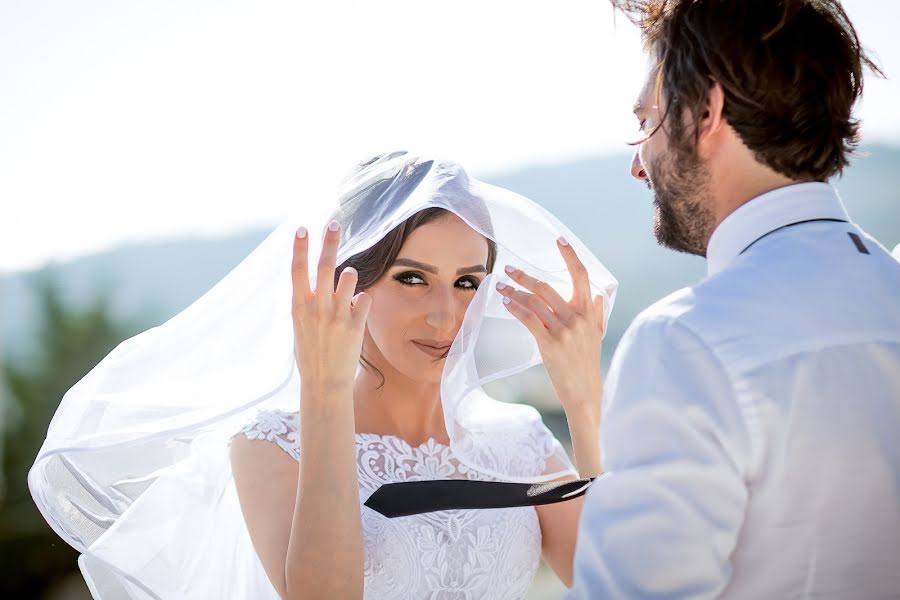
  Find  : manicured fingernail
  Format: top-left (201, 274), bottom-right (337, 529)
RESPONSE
top-left (558, 236), bottom-right (569, 246)
top-left (296, 226), bottom-right (307, 239)
top-left (328, 220), bottom-right (340, 232)
top-left (344, 267), bottom-right (357, 275)
top-left (504, 265), bottom-right (516, 274)
top-left (502, 297), bottom-right (512, 305)
top-left (496, 282), bottom-right (508, 290)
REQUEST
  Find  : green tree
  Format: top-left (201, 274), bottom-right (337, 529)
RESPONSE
top-left (1, 271), bottom-right (145, 598)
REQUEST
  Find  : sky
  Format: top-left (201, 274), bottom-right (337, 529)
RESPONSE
top-left (2, 0), bottom-right (898, 274)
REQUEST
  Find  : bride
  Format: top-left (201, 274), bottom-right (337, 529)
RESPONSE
top-left (28, 151), bottom-right (617, 599)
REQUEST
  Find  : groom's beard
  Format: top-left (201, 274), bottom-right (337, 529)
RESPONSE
top-left (646, 146), bottom-right (715, 257)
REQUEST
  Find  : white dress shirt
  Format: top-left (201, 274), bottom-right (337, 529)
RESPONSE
top-left (568, 183), bottom-right (900, 599)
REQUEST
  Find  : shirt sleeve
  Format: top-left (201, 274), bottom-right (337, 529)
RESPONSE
top-left (567, 313), bottom-right (752, 599)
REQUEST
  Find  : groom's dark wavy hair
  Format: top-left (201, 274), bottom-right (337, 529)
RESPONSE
top-left (613, 0), bottom-right (883, 181)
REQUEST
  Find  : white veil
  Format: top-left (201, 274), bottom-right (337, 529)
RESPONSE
top-left (28, 151), bottom-right (617, 598)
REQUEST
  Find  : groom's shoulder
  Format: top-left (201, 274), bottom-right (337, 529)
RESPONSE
top-left (623, 276), bottom-right (759, 358)
top-left (625, 239), bottom-right (900, 373)
top-left (621, 286), bottom-right (706, 352)
top-left (633, 286), bottom-right (698, 326)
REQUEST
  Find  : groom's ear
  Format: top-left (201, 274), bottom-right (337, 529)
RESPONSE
top-left (696, 80), bottom-right (727, 158)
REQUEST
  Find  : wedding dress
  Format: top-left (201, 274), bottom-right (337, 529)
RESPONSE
top-left (237, 407), bottom-right (569, 599)
top-left (28, 152), bottom-right (617, 598)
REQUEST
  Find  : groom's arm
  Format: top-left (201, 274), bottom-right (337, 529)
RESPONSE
top-left (567, 313), bottom-right (753, 599)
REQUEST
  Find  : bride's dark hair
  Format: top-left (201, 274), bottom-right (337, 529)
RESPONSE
top-left (331, 152), bottom-right (498, 387)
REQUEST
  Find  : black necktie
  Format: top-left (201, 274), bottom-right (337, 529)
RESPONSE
top-left (364, 477), bottom-right (595, 518)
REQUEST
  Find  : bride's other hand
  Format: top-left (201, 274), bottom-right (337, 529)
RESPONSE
top-left (291, 221), bottom-right (373, 394)
top-left (495, 237), bottom-right (607, 423)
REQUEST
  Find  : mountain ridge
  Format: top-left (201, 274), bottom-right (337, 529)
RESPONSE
top-left (3, 146), bottom-right (898, 368)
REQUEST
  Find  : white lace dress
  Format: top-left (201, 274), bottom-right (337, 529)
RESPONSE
top-left (238, 408), bottom-right (568, 600)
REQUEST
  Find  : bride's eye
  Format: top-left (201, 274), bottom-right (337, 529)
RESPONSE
top-left (457, 276), bottom-right (480, 291)
top-left (394, 272), bottom-right (425, 286)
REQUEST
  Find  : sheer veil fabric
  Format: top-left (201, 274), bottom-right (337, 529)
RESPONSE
top-left (28, 151), bottom-right (617, 598)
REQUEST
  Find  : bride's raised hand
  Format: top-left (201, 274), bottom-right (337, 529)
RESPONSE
top-left (494, 237), bottom-right (608, 421)
top-left (291, 220), bottom-right (372, 395)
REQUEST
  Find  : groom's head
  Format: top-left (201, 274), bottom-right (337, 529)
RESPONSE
top-left (616, 0), bottom-right (881, 256)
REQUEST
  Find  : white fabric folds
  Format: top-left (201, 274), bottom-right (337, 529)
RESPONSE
top-left (28, 151), bottom-right (617, 598)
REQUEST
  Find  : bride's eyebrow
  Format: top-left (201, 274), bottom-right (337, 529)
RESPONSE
top-left (392, 258), bottom-right (487, 276)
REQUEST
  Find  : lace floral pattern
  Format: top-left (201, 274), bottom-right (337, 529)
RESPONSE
top-left (239, 408), bottom-right (552, 599)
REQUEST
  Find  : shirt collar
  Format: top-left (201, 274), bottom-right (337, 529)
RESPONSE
top-left (706, 182), bottom-right (850, 276)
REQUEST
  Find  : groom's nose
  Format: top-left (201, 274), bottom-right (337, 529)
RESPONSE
top-left (631, 149), bottom-right (648, 182)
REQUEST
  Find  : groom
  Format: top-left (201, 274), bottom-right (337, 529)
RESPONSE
top-left (568, 1), bottom-right (900, 598)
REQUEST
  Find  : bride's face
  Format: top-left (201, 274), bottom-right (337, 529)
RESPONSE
top-left (363, 213), bottom-right (490, 383)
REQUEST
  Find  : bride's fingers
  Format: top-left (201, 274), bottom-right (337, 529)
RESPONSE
top-left (333, 266), bottom-right (359, 311)
top-left (291, 226), bottom-right (311, 302)
top-left (502, 265), bottom-right (571, 319)
top-left (501, 295), bottom-right (549, 344)
top-left (496, 284), bottom-right (562, 330)
top-left (316, 220), bottom-right (341, 306)
top-left (593, 294), bottom-right (607, 335)
top-left (557, 237), bottom-right (592, 311)
top-left (350, 291), bottom-right (373, 327)
top-left (596, 284), bottom-right (615, 330)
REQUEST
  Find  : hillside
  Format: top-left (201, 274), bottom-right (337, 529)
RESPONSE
top-left (3, 146), bottom-right (898, 375)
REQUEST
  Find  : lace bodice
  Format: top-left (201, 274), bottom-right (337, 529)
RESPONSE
top-left (238, 408), bottom-right (559, 599)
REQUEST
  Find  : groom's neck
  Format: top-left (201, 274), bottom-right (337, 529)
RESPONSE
top-left (705, 136), bottom-right (813, 235)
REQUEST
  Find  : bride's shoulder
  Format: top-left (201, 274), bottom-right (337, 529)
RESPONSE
top-left (230, 408), bottom-right (301, 462)
top-left (238, 407), bottom-right (299, 437)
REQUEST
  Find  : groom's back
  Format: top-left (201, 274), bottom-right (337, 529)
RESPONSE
top-left (684, 217), bottom-right (900, 597)
top-left (568, 2), bottom-right (900, 595)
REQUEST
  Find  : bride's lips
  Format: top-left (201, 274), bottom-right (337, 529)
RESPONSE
top-left (411, 339), bottom-right (452, 359)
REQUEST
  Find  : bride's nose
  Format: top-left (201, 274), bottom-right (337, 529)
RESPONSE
top-left (424, 286), bottom-right (456, 331)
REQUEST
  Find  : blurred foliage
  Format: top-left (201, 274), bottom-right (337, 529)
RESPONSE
top-left (0, 270), bottom-right (144, 598)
